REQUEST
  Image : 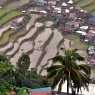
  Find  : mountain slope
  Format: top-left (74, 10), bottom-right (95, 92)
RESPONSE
top-left (74, 0), bottom-right (95, 15)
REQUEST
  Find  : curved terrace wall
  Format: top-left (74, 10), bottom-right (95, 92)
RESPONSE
top-left (1, 14), bottom-right (38, 54)
top-left (36, 31), bottom-right (54, 67)
top-left (8, 24), bottom-right (45, 59)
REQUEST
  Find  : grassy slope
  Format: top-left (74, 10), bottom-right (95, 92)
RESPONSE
top-left (0, 0), bottom-right (30, 25)
top-left (63, 34), bottom-right (88, 50)
top-left (0, 0), bottom-right (28, 45)
top-left (74, 0), bottom-right (95, 15)
top-left (0, 30), bottom-right (13, 46)
top-left (0, 10), bottom-right (22, 25)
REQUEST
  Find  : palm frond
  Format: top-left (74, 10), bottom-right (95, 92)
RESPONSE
top-left (70, 69), bottom-right (82, 84)
top-left (58, 79), bottom-right (64, 93)
top-left (51, 55), bottom-right (64, 64)
top-left (47, 70), bottom-right (57, 78)
top-left (47, 65), bottom-right (64, 72)
top-left (52, 69), bottom-right (64, 89)
top-left (79, 64), bottom-right (90, 75)
top-left (74, 53), bottom-right (84, 61)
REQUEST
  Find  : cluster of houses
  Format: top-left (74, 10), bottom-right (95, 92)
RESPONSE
top-left (2, 0), bottom-right (95, 66)
top-left (28, 0), bottom-right (95, 42)
top-left (2, 0), bottom-right (95, 74)
top-left (1, 0), bottom-right (95, 93)
top-left (27, 0), bottom-right (95, 65)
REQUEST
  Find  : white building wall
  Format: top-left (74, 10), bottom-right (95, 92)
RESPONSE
top-left (54, 81), bottom-right (95, 95)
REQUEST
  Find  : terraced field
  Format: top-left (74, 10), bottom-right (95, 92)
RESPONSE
top-left (0, 0), bottom-right (88, 75)
top-left (0, 10), bottom-right (22, 25)
top-left (74, 0), bottom-right (95, 15)
top-left (0, 14), bottom-right (63, 71)
top-left (0, 0), bottom-right (30, 25)
top-left (0, 13), bottom-right (87, 75)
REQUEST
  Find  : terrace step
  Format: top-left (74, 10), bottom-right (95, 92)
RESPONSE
top-left (10, 40), bottom-right (34, 65)
top-left (35, 29), bottom-right (54, 68)
top-left (34, 28), bottom-right (52, 50)
top-left (0, 42), bottom-right (13, 53)
top-left (29, 28), bottom-right (53, 68)
top-left (29, 28), bottom-right (52, 68)
top-left (37, 29), bottom-right (64, 74)
top-left (76, 0), bottom-right (94, 7)
top-left (6, 26), bottom-right (37, 57)
top-left (0, 25), bottom-right (10, 37)
top-left (8, 22), bottom-right (44, 63)
top-left (0, 29), bottom-right (14, 46)
top-left (26, 14), bottom-right (39, 30)
top-left (0, 14), bottom-right (38, 54)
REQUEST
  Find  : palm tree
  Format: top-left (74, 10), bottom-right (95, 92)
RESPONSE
top-left (71, 63), bottom-right (90, 94)
top-left (47, 49), bottom-right (90, 95)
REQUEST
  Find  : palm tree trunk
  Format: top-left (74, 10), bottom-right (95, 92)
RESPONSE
top-left (67, 75), bottom-right (70, 95)
top-left (67, 79), bottom-right (69, 95)
top-left (67, 72), bottom-right (70, 95)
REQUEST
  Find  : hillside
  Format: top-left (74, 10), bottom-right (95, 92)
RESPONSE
top-left (74, 0), bottom-right (95, 15)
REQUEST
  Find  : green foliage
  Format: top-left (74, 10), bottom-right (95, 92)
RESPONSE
top-left (0, 53), bottom-right (50, 95)
top-left (17, 87), bottom-right (29, 95)
top-left (15, 53), bottom-right (50, 88)
top-left (17, 53), bottom-right (30, 72)
top-left (0, 81), bottom-right (12, 95)
top-left (0, 55), bottom-right (14, 95)
top-left (0, 55), bottom-right (14, 81)
top-left (0, 55), bottom-right (9, 62)
top-left (14, 53), bottom-right (31, 87)
top-left (47, 49), bottom-right (90, 94)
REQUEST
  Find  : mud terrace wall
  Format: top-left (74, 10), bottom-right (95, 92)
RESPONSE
top-left (0, 14), bottom-right (67, 75)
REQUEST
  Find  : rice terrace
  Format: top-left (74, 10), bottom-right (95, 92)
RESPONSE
top-left (0, 0), bottom-right (95, 95)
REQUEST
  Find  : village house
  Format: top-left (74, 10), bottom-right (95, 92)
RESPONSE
top-left (69, 12), bottom-right (77, 20)
top-left (47, 0), bottom-right (56, 6)
top-left (84, 27), bottom-right (95, 43)
top-left (88, 16), bottom-right (95, 26)
top-left (35, 0), bottom-right (47, 6)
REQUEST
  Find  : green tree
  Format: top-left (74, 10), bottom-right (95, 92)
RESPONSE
top-left (0, 81), bottom-right (12, 95)
top-left (16, 53), bottom-right (30, 76)
top-left (0, 55), bottom-right (14, 82)
top-left (15, 53), bottom-right (49, 88)
top-left (0, 55), bottom-right (14, 95)
top-left (15, 53), bottom-right (30, 87)
top-left (17, 87), bottom-right (29, 95)
top-left (47, 49), bottom-right (90, 95)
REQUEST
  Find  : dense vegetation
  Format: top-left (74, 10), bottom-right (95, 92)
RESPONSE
top-left (0, 49), bottom-right (91, 95)
top-left (0, 53), bottom-right (50, 95)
